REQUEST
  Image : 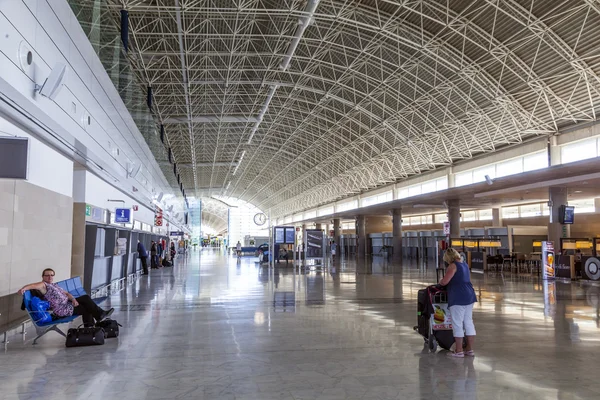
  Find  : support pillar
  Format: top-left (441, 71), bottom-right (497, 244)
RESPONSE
top-left (357, 215), bottom-right (366, 257)
top-left (333, 218), bottom-right (340, 247)
top-left (315, 223), bottom-right (322, 230)
top-left (548, 187), bottom-right (570, 250)
top-left (447, 199), bottom-right (460, 238)
top-left (392, 209), bottom-right (402, 261)
top-left (492, 208), bottom-right (502, 227)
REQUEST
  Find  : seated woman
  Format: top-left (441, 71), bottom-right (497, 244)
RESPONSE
top-left (18, 268), bottom-right (114, 327)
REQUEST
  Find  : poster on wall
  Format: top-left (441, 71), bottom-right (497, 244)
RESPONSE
top-left (306, 229), bottom-right (324, 258)
top-left (154, 206), bottom-right (163, 227)
top-left (469, 251), bottom-right (485, 274)
top-left (542, 241), bottom-right (555, 280)
top-left (284, 227), bottom-right (295, 244)
top-left (274, 227), bottom-right (285, 244)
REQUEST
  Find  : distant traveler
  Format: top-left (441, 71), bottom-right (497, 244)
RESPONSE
top-left (236, 241), bottom-right (242, 257)
top-left (170, 242), bottom-right (176, 261)
top-left (439, 248), bottom-right (477, 358)
top-left (157, 241), bottom-right (163, 267)
top-left (150, 241), bottom-right (158, 269)
top-left (137, 240), bottom-right (149, 275)
top-left (331, 241), bottom-right (337, 261)
top-left (18, 268), bottom-right (114, 327)
top-left (279, 246), bottom-right (288, 264)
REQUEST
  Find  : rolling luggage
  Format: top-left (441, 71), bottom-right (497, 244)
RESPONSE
top-left (414, 285), bottom-right (455, 352)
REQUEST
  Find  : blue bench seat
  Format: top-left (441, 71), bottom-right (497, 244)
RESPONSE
top-left (23, 276), bottom-right (90, 345)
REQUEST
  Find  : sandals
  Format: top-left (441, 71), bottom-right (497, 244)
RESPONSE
top-left (465, 350), bottom-right (475, 357)
top-left (447, 352), bottom-right (464, 358)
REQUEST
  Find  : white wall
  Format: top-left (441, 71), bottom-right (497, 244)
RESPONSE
top-left (79, 170), bottom-right (184, 231)
top-left (0, 115), bottom-right (72, 197)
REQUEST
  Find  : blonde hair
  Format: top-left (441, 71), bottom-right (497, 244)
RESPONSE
top-left (443, 248), bottom-right (462, 264)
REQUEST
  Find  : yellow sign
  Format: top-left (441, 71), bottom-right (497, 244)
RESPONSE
top-left (464, 240), bottom-right (478, 248)
top-left (533, 241), bottom-right (542, 247)
top-left (562, 242), bottom-right (576, 250)
top-left (576, 241), bottom-right (592, 249)
top-left (451, 240), bottom-right (464, 247)
top-left (479, 240), bottom-right (502, 248)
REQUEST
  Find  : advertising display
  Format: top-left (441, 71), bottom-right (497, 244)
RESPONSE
top-left (284, 227), bottom-right (295, 244)
top-left (154, 206), bottom-right (163, 226)
top-left (431, 303), bottom-right (452, 330)
top-left (555, 255), bottom-right (574, 279)
top-left (274, 227), bottom-right (285, 244)
top-left (443, 222), bottom-right (450, 235)
top-left (115, 208), bottom-right (131, 223)
top-left (469, 251), bottom-right (485, 274)
top-left (306, 229), bottom-right (324, 258)
top-left (543, 280), bottom-right (556, 317)
top-left (542, 241), bottom-right (555, 280)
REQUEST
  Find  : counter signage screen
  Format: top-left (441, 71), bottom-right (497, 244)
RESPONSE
top-left (284, 228), bottom-right (295, 244)
top-left (306, 230), bottom-right (324, 258)
top-left (274, 227), bottom-right (285, 244)
top-left (560, 205), bottom-right (575, 224)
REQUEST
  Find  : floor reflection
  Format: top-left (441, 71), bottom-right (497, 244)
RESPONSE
top-left (2, 249), bottom-right (600, 399)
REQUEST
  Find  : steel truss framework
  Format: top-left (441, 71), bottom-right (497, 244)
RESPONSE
top-left (100, 0), bottom-right (600, 219)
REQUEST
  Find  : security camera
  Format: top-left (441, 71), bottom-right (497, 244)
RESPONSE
top-left (485, 175), bottom-right (493, 185)
top-left (36, 62), bottom-right (67, 100)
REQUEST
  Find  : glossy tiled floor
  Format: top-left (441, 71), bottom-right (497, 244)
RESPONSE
top-left (2, 250), bottom-right (600, 399)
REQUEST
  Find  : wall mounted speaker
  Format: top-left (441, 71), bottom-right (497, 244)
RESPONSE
top-left (38, 62), bottom-right (67, 100)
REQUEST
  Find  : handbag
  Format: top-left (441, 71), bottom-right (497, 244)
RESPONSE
top-left (95, 319), bottom-right (122, 338)
top-left (30, 297), bottom-right (52, 324)
top-left (65, 325), bottom-right (105, 347)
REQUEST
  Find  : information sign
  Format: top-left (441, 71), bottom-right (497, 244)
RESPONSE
top-left (284, 227), bottom-right (295, 244)
top-left (306, 229), bottom-right (324, 258)
top-left (115, 208), bottom-right (131, 223)
top-left (443, 221), bottom-right (450, 235)
top-left (274, 227), bottom-right (285, 244)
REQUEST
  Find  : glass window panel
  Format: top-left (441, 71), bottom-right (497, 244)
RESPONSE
top-left (421, 181), bottom-right (436, 194)
top-left (542, 204), bottom-right (550, 216)
top-left (472, 165), bottom-right (496, 183)
top-left (284, 216), bottom-right (293, 224)
top-left (409, 216), bottom-right (421, 225)
top-left (304, 210), bottom-right (316, 219)
top-left (478, 209), bottom-right (493, 220)
top-left (293, 213), bottom-right (303, 222)
top-left (523, 152), bottom-right (548, 172)
top-left (422, 215), bottom-right (433, 224)
top-left (519, 204), bottom-right (542, 217)
top-left (496, 158), bottom-right (523, 178)
top-left (561, 138), bottom-right (597, 164)
top-left (408, 185), bottom-right (422, 197)
top-left (568, 198), bottom-right (595, 214)
top-left (318, 206), bottom-right (334, 216)
top-left (502, 206), bottom-right (520, 219)
top-left (461, 211), bottom-right (476, 221)
top-left (455, 171), bottom-right (473, 187)
top-left (435, 213), bottom-right (448, 223)
top-left (436, 177), bottom-right (448, 190)
top-left (398, 188), bottom-right (409, 199)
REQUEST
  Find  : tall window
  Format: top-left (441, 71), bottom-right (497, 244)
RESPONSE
top-left (561, 138), bottom-right (598, 164)
top-left (227, 199), bottom-right (269, 246)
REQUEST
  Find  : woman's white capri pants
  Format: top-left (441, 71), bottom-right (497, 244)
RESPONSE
top-left (449, 303), bottom-right (476, 337)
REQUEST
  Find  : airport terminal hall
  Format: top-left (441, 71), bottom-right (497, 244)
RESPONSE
top-left (5, 0), bottom-right (600, 399)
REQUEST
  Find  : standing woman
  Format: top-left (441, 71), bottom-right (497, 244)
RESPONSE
top-left (439, 248), bottom-right (477, 357)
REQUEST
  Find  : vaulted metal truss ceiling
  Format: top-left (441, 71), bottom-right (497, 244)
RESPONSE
top-left (105, 0), bottom-right (600, 218)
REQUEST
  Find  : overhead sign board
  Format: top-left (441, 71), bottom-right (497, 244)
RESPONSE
top-left (170, 231), bottom-right (184, 236)
top-left (443, 221), bottom-right (450, 235)
top-left (115, 208), bottom-right (131, 223)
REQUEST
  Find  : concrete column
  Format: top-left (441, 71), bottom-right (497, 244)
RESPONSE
top-left (447, 199), bottom-right (460, 238)
top-left (548, 187), bottom-right (570, 250)
top-left (492, 208), bottom-right (502, 227)
top-left (357, 215), bottom-right (366, 257)
top-left (333, 218), bottom-right (341, 245)
top-left (392, 209), bottom-right (402, 260)
top-left (315, 223), bottom-right (322, 230)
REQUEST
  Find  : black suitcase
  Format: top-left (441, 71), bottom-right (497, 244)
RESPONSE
top-left (65, 325), bottom-right (105, 347)
top-left (162, 259), bottom-right (172, 267)
top-left (95, 319), bottom-right (122, 338)
top-left (416, 289), bottom-right (430, 338)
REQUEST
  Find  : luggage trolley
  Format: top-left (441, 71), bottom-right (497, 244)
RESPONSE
top-left (414, 285), bottom-right (455, 352)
